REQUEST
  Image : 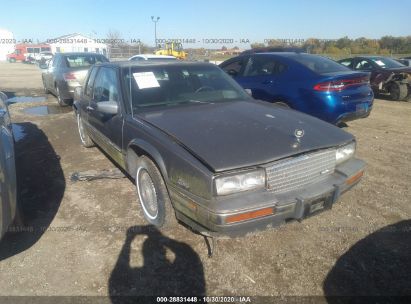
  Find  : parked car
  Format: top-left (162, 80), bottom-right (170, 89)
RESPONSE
top-left (73, 61), bottom-right (365, 236)
top-left (40, 52), bottom-right (109, 106)
top-left (129, 54), bottom-right (177, 61)
top-left (219, 52), bottom-right (374, 125)
top-left (240, 47), bottom-right (305, 56)
top-left (338, 56), bottom-right (411, 101)
top-left (34, 51), bottom-right (53, 62)
top-left (0, 92), bottom-right (17, 240)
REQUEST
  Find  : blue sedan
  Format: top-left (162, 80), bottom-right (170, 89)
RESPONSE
top-left (220, 52), bottom-right (374, 125)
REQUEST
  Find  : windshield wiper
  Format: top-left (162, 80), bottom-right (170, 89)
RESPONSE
top-left (166, 100), bottom-right (209, 106)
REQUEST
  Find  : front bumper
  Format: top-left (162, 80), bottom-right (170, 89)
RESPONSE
top-left (170, 158), bottom-right (365, 237)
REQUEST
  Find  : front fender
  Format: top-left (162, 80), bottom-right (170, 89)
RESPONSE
top-left (126, 139), bottom-right (168, 180)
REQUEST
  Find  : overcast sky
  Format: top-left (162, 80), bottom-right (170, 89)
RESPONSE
top-left (1, 0), bottom-right (411, 47)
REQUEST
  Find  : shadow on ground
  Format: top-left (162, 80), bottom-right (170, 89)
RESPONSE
top-left (323, 220), bottom-right (411, 302)
top-left (0, 122), bottom-right (65, 261)
top-left (109, 225), bottom-right (205, 303)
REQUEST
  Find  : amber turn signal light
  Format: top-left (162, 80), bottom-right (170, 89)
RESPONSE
top-left (346, 170), bottom-right (364, 186)
top-left (226, 207), bottom-right (275, 224)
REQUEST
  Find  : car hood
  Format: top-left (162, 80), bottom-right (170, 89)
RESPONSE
top-left (138, 100), bottom-right (354, 172)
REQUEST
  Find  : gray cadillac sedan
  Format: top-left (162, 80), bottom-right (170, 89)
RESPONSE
top-left (74, 61), bottom-right (365, 236)
top-left (40, 52), bottom-right (108, 106)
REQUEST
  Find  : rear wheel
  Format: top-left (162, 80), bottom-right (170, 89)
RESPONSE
top-left (56, 86), bottom-right (70, 106)
top-left (76, 113), bottom-right (94, 147)
top-left (389, 82), bottom-right (408, 101)
top-left (135, 156), bottom-right (177, 229)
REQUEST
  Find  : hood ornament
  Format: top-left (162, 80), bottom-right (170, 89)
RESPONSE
top-left (294, 128), bottom-right (305, 139)
top-left (292, 128), bottom-right (305, 149)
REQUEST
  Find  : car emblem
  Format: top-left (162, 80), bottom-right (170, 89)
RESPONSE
top-left (294, 128), bottom-right (305, 139)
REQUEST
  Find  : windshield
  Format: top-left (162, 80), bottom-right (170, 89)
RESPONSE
top-left (123, 64), bottom-right (251, 111)
top-left (292, 54), bottom-right (351, 74)
top-left (370, 57), bottom-right (405, 69)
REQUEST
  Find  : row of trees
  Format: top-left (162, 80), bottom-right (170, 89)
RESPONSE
top-left (250, 36), bottom-right (411, 55)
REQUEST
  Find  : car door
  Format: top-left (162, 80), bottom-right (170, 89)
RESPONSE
top-left (87, 67), bottom-right (124, 164)
top-left (236, 55), bottom-right (286, 102)
top-left (44, 56), bottom-right (60, 94)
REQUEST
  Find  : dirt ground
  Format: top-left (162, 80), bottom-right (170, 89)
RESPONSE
top-left (0, 62), bottom-right (409, 300)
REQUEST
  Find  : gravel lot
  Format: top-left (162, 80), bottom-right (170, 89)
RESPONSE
top-left (0, 62), bottom-right (409, 300)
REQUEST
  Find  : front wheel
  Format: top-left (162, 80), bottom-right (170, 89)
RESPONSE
top-left (77, 113), bottom-right (94, 148)
top-left (389, 82), bottom-right (408, 101)
top-left (135, 156), bottom-right (177, 229)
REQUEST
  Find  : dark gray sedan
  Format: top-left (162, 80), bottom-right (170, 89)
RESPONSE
top-left (74, 61), bottom-right (365, 236)
top-left (40, 52), bottom-right (108, 106)
top-left (0, 92), bottom-right (17, 239)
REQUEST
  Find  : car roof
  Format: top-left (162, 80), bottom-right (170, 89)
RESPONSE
top-left (55, 52), bottom-right (106, 56)
top-left (95, 60), bottom-right (216, 69)
top-left (129, 54), bottom-right (176, 59)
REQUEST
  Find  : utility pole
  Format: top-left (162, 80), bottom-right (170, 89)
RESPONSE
top-left (151, 16), bottom-right (160, 49)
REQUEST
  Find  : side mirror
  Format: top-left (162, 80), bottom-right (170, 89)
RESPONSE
top-left (97, 101), bottom-right (118, 115)
top-left (244, 89), bottom-right (252, 96)
top-left (227, 69), bottom-right (238, 77)
top-left (39, 63), bottom-right (48, 69)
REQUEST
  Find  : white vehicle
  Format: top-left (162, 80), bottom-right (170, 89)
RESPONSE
top-left (128, 54), bottom-right (177, 62)
top-left (34, 51), bottom-right (53, 62)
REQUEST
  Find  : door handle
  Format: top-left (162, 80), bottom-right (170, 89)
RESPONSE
top-left (86, 106), bottom-right (95, 112)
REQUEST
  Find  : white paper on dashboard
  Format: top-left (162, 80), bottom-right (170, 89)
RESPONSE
top-left (133, 72), bottom-right (160, 89)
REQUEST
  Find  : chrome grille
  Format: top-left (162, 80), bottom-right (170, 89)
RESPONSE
top-left (266, 149), bottom-right (336, 193)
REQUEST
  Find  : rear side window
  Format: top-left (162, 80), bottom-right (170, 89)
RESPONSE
top-left (220, 58), bottom-right (245, 76)
top-left (339, 59), bottom-right (353, 68)
top-left (64, 55), bottom-right (108, 68)
top-left (244, 56), bottom-right (287, 76)
top-left (293, 54), bottom-right (350, 74)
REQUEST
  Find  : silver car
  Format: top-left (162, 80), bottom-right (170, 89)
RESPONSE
top-left (0, 92), bottom-right (17, 239)
top-left (40, 52), bottom-right (109, 106)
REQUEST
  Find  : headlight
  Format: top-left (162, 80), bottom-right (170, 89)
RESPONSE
top-left (336, 142), bottom-right (356, 165)
top-left (215, 169), bottom-right (266, 196)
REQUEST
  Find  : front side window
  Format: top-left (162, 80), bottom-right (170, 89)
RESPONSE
top-left (244, 56), bottom-right (287, 76)
top-left (355, 60), bottom-right (374, 70)
top-left (93, 68), bottom-right (119, 103)
top-left (123, 64), bottom-right (251, 112)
